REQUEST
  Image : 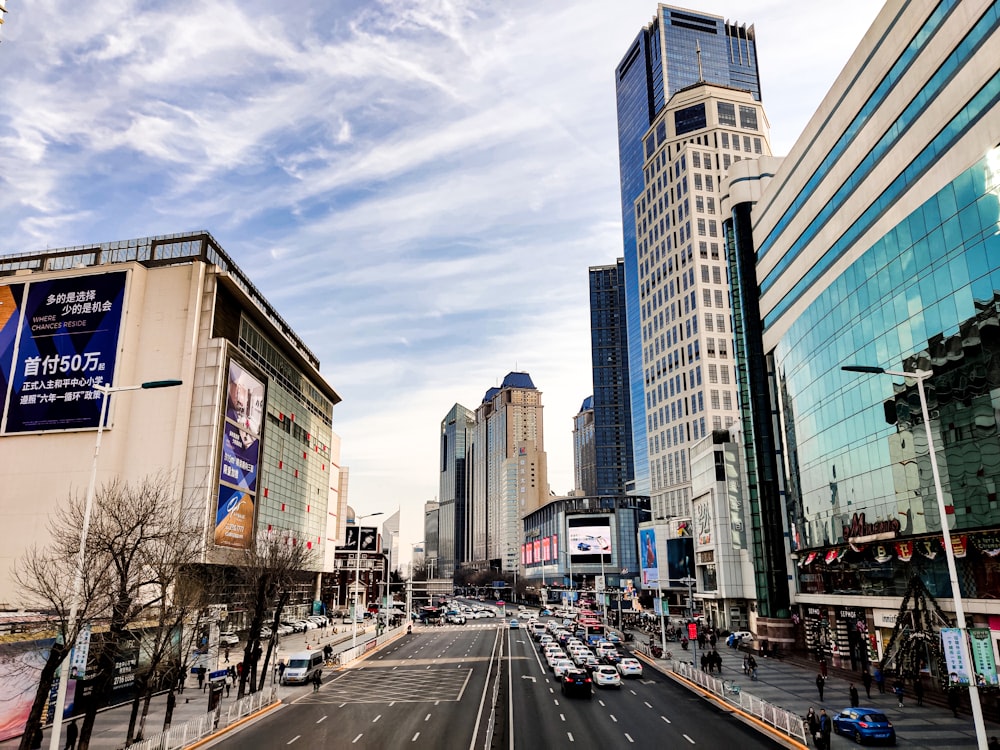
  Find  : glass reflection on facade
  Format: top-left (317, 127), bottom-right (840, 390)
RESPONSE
top-left (777, 149), bottom-right (1000, 600)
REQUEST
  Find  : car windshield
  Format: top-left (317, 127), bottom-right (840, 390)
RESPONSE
top-left (288, 659), bottom-right (311, 668)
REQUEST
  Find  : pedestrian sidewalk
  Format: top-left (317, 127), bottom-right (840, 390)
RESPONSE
top-left (634, 632), bottom-right (1000, 749)
top-left (3, 623), bottom-right (380, 750)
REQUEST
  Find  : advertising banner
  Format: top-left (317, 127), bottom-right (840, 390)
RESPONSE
top-left (666, 537), bottom-right (695, 583)
top-left (542, 536), bottom-right (551, 561)
top-left (533, 539), bottom-right (541, 562)
top-left (215, 359), bottom-right (265, 549)
top-left (941, 628), bottom-right (972, 685)
top-left (640, 528), bottom-right (658, 586)
top-left (338, 526), bottom-right (379, 551)
top-left (969, 628), bottom-right (999, 686)
top-left (567, 522), bottom-right (612, 556)
top-left (2, 272), bottom-right (127, 433)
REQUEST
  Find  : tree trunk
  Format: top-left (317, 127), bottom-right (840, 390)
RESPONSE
top-left (17, 642), bottom-right (65, 750)
top-left (135, 685), bottom-right (153, 741)
top-left (78, 606), bottom-right (129, 750)
top-left (124, 675), bottom-right (144, 746)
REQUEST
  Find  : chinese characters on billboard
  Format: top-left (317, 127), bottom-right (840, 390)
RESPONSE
top-left (214, 360), bottom-right (265, 549)
top-left (1, 272), bottom-right (127, 433)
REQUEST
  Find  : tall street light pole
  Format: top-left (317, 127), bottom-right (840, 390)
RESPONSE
top-left (352, 512), bottom-right (383, 651)
top-left (50, 379), bottom-right (182, 750)
top-left (843, 364), bottom-right (987, 748)
top-left (680, 575), bottom-right (697, 669)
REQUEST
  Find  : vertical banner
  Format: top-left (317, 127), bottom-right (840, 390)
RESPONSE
top-left (941, 628), bottom-right (972, 685)
top-left (969, 628), bottom-right (999, 686)
top-left (640, 528), bottom-right (658, 586)
top-left (215, 360), bottom-right (265, 549)
top-left (2, 272), bottom-right (127, 433)
top-left (69, 624), bottom-right (91, 680)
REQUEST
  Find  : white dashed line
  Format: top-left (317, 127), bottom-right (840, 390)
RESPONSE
top-left (644, 701), bottom-right (652, 708)
top-left (352, 735), bottom-right (363, 744)
top-left (624, 733), bottom-right (635, 743)
top-left (425, 714), bottom-right (432, 722)
top-left (412, 733), bottom-right (420, 741)
top-left (661, 716), bottom-right (671, 724)
top-left (567, 732), bottom-right (575, 742)
top-left (630, 689), bottom-right (637, 695)
top-left (560, 713), bottom-right (566, 722)
top-left (287, 736), bottom-right (300, 745)
top-left (372, 714), bottom-right (381, 723)
top-left (683, 734), bottom-right (695, 744)
top-left (610, 714), bottom-right (618, 723)
top-left (316, 716), bottom-right (327, 724)
top-left (598, 699), bottom-right (606, 707)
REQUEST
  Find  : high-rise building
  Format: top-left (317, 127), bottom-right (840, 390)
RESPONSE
top-left (439, 403), bottom-right (474, 578)
top-left (424, 500), bottom-right (440, 577)
top-left (589, 259), bottom-right (635, 496)
top-left (382, 509), bottom-right (400, 576)
top-left (572, 396), bottom-right (597, 496)
top-left (470, 372), bottom-right (548, 573)
top-left (616, 5), bottom-right (761, 498)
top-left (727, 0), bottom-right (1000, 658)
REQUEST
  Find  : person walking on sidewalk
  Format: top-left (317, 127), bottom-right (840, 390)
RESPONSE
top-left (893, 677), bottom-right (904, 707)
top-left (806, 707), bottom-right (819, 748)
top-left (818, 709), bottom-right (832, 750)
top-left (849, 682), bottom-right (859, 708)
top-left (913, 675), bottom-right (924, 706)
top-left (64, 720), bottom-right (78, 750)
top-left (197, 666), bottom-right (206, 691)
top-left (312, 670), bottom-right (322, 693)
top-left (861, 669), bottom-right (873, 699)
top-left (816, 671), bottom-right (826, 701)
top-left (948, 687), bottom-right (960, 718)
top-left (874, 665), bottom-right (885, 694)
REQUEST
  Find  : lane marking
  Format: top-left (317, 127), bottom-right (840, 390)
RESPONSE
top-left (567, 732), bottom-right (575, 742)
top-left (661, 716), bottom-right (671, 724)
top-left (683, 734), bottom-right (695, 744)
top-left (372, 714), bottom-right (381, 723)
top-left (630, 689), bottom-right (637, 695)
top-left (598, 699), bottom-right (605, 707)
top-left (287, 736), bottom-right (300, 745)
top-left (316, 716), bottom-right (327, 724)
top-left (352, 735), bottom-right (363, 744)
top-left (610, 714), bottom-right (618, 723)
top-left (425, 714), bottom-right (432, 721)
top-left (412, 733), bottom-right (420, 742)
top-left (624, 733), bottom-right (635, 743)
top-left (560, 713), bottom-right (566, 722)
top-left (339, 703), bottom-right (347, 708)
top-left (644, 701), bottom-right (652, 708)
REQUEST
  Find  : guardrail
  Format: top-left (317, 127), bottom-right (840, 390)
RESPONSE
top-left (124, 687), bottom-right (278, 750)
top-left (336, 623), bottom-right (407, 666)
top-left (670, 660), bottom-right (808, 745)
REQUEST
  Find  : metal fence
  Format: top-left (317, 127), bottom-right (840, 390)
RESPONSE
top-left (670, 660), bottom-right (808, 745)
top-left (124, 687), bottom-right (277, 750)
top-left (335, 623), bottom-right (407, 666)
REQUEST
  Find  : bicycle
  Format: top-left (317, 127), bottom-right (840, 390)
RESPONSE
top-left (723, 679), bottom-right (741, 696)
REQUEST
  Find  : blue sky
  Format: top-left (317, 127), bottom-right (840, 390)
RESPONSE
top-left (0, 1), bottom-right (882, 556)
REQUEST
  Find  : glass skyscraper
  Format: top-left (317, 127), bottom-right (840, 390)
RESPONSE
top-left (616, 5), bottom-right (761, 496)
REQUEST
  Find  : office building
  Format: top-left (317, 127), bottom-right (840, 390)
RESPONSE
top-left (589, 259), bottom-right (635, 497)
top-left (616, 4), bottom-right (761, 497)
top-left (727, 0), bottom-right (1000, 663)
top-left (424, 500), bottom-right (440, 578)
top-left (0, 232), bottom-right (342, 609)
top-left (382, 509), bottom-right (400, 576)
top-left (439, 403), bottom-right (474, 578)
top-left (573, 396), bottom-right (597, 496)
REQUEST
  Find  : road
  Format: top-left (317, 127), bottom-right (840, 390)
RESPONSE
top-left (209, 621), bottom-right (503, 748)
top-left (504, 621), bottom-right (784, 750)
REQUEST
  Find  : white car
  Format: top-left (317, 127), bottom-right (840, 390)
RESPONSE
top-left (593, 665), bottom-right (622, 688)
top-left (617, 658), bottom-right (643, 678)
top-left (553, 659), bottom-right (575, 678)
top-left (545, 650), bottom-right (566, 669)
top-left (219, 632), bottom-right (239, 646)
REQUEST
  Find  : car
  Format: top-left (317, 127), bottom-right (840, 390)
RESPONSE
top-left (509, 618), bottom-right (520, 629)
top-left (617, 658), bottom-right (643, 678)
top-left (729, 631), bottom-right (754, 645)
top-left (259, 626), bottom-right (272, 640)
top-left (540, 609), bottom-right (553, 617)
top-left (546, 651), bottom-right (566, 669)
top-left (593, 665), bottom-right (622, 688)
top-left (553, 659), bottom-right (575, 678)
top-left (560, 668), bottom-right (593, 699)
top-left (446, 612), bottom-right (467, 625)
top-left (581, 654), bottom-right (601, 672)
top-left (219, 632), bottom-right (239, 646)
top-left (832, 707), bottom-right (896, 745)
top-left (600, 651), bottom-right (623, 666)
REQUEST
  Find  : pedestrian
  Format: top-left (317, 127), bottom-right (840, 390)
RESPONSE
top-left (323, 643), bottom-right (333, 663)
top-left (913, 676), bottom-right (924, 707)
top-left (178, 669), bottom-right (187, 694)
top-left (224, 647), bottom-right (230, 663)
top-left (167, 691), bottom-right (176, 716)
top-left (712, 650), bottom-right (722, 673)
top-left (312, 670), bottom-right (322, 692)
top-left (196, 666), bottom-right (206, 691)
top-left (874, 665), bottom-right (885, 694)
top-left (861, 669), bottom-right (872, 699)
top-left (948, 687), bottom-right (960, 718)
top-left (816, 671), bottom-right (826, 701)
top-left (748, 654), bottom-right (758, 681)
top-left (819, 657), bottom-right (828, 678)
top-left (64, 719), bottom-right (78, 750)
top-left (278, 660), bottom-right (286, 683)
top-left (742, 654), bottom-right (749, 675)
top-left (849, 682), bottom-right (859, 708)
top-left (701, 653), bottom-right (708, 672)
top-left (893, 677), bottom-right (904, 708)
top-left (818, 708), bottom-right (832, 750)
top-left (806, 707), bottom-right (819, 748)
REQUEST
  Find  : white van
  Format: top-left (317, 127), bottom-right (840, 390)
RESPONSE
top-left (281, 650), bottom-right (323, 685)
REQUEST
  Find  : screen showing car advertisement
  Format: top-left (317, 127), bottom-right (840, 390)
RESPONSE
top-left (1, 272), bottom-right (127, 433)
top-left (568, 518), bottom-right (612, 558)
top-left (214, 360), bottom-right (265, 549)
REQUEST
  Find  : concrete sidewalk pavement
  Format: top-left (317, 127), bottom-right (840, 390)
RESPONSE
top-left (3, 622), bottom-right (380, 750)
top-left (636, 633), bottom-right (1000, 749)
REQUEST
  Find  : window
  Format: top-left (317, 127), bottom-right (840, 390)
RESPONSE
top-left (708, 364), bottom-right (718, 383)
top-left (697, 218), bottom-right (706, 236)
top-left (694, 173), bottom-right (703, 190)
top-left (723, 154), bottom-right (731, 170)
top-left (706, 197), bottom-right (715, 214)
top-left (718, 340), bottom-right (728, 358)
top-left (705, 314), bottom-right (714, 331)
top-left (739, 105), bottom-right (758, 130)
top-left (710, 390), bottom-right (721, 410)
top-left (744, 136), bottom-right (752, 152)
top-left (712, 266), bottom-right (722, 284)
top-left (721, 133), bottom-right (729, 149)
top-left (717, 102), bottom-right (736, 127)
top-left (714, 290), bottom-right (724, 307)
top-left (706, 338), bottom-right (716, 356)
top-left (716, 314), bottom-right (726, 331)
top-left (754, 138), bottom-right (762, 154)
top-left (692, 152), bottom-right (701, 168)
top-left (695, 196), bottom-right (704, 213)
top-left (675, 103), bottom-right (707, 135)
top-left (732, 136), bottom-right (740, 152)
top-left (706, 175), bottom-right (714, 191)
top-left (720, 366), bottom-right (730, 385)
top-left (709, 220), bottom-right (718, 238)
top-left (723, 391), bottom-right (733, 410)
top-left (701, 265), bottom-right (709, 282)
top-left (703, 289), bottom-right (712, 307)
top-left (699, 241), bottom-right (708, 258)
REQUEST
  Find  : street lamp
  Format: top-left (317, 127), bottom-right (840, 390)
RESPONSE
top-left (49, 379), bottom-right (182, 750)
top-left (680, 575), bottom-right (697, 670)
top-left (843, 364), bottom-right (987, 747)
top-left (352, 512), bottom-right (383, 651)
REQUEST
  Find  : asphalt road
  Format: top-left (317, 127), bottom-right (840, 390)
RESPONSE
top-left (208, 622), bottom-right (503, 749)
top-left (505, 620), bottom-right (786, 750)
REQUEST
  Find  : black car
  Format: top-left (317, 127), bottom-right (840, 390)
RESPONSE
top-left (561, 669), bottom-right (592, 699)
top-left (600, 652), bottom-right (622, 666)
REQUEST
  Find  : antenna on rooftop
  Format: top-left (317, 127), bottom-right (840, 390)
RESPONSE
top-left (696, 40), bottom-right (704, 82)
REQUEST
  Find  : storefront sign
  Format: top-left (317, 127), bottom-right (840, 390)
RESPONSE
top-left (969, 629), bottom-right (999, 686)
top-left (843, 512), bottom-right (901, 543)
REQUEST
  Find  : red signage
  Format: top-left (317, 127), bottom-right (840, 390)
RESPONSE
top-left (687, 623), bottom-right (698, 640)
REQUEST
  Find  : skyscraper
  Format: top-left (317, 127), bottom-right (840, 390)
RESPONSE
top-left (439, 403), bottom-right (474, 578)
top-left (589, 259), bottom-right (635, 496)
top-left (616, 5), bottom-right (761, 497)
top-left (572, 396), bottom-right (597, 496)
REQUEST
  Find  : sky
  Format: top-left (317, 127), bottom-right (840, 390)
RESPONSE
top-left (0, 0), bottom-right (883, 562)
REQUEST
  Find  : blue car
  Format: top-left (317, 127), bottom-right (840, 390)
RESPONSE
top-left (831, 707), bottom-right (896, 745)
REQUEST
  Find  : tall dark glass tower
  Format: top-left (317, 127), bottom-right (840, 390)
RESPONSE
top-left (615, 4), bottom-right (761, 494)
top-left (589, 260), bottom-right (635, 497)
top-left (439, 403), bottom-right (474, 577)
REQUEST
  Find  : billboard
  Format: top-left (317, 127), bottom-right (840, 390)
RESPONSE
top-left (215, 360), bottom-right (265, 549)
top-left (542, 536), bottom-right (551, 561)
top-left (338, 525), bottom-right (379, 551)
top-left (666, 537), bottom-right (695, 582)
top-left (639, 528), bottom-right (658, 586)
top-left (567, 521), bottom-right (612, 557)
top-left (1, 272), bottom-right (127, 433)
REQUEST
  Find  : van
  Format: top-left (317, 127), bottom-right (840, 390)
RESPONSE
top-left (281, 650), bottom-right (323, 685)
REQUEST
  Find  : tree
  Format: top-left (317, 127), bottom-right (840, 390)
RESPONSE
top-left (235, 532), bottom-right (313, 698)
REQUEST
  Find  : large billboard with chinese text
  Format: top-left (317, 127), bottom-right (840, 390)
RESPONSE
top-left (214, 359), bottom-right (265, 549)
top-left (1, 272), bottom-right (127, 433)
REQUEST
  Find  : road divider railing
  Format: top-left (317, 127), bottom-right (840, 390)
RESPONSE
top-left (126, 687), bottom-right (279, 750)
top-left (670, 660), bottom-right (808, 745)
top-left (337, 623), bottom-right (408, 666)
